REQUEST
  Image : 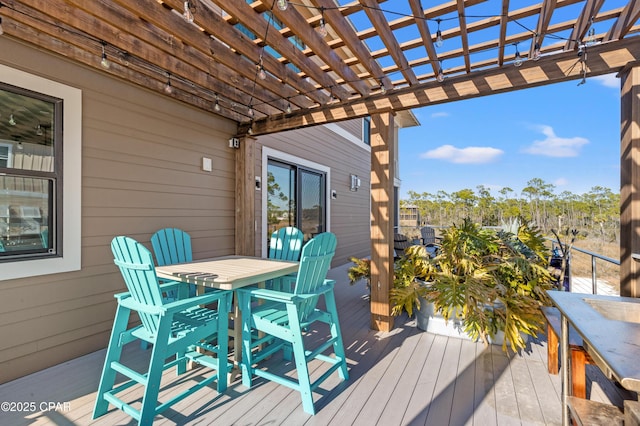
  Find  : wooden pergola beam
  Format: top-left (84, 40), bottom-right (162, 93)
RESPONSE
top-left (250, 35), bottom-right (640, 135)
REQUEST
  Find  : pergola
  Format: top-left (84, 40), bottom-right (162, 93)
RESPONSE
top-left (3, 0), bottom-right (640, 330)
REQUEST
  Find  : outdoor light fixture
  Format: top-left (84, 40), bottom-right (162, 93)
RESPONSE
top-left (8, 113), bottom-right (16, 126)
top-left (435, 19), bottom-right (444, 48)
top-left (350, 174), bottom-right (361, 192)
top-left (164, 73), bottom-right (173, 94)
top-left (286, 101), bottom-right (292, 114)
top-left (183, 1), bottom-right (194, 23)
top-left (513, 44), bottom-right (523, 67)
top-left (214, 95), bottom-right (221, 112)
top-left (436, 61), bottom-right (445, 82)
top-left (100, 41), bottom-right (110, 69)
top-left (276, 0), bottom-right (288, 11)
top-left (317, 8), bottom-right (328, 37)
top-left (0, 17), bottom-right (4, 36)
top-left (257, 60), bottom-right (267, 80)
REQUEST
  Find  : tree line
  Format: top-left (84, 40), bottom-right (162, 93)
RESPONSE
top-left (401, 178), bottom-right (620, 243)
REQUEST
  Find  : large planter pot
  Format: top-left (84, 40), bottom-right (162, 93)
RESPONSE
top-left (416, 297), bottom-right (529, 346)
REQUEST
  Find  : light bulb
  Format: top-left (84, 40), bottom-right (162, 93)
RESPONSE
top-left (0, 17), bottom-right (4, 36)
top-left (437, 68), bottom-right (445, 83)
top-left (533, 43), bottom-right (541, 61)
top-left (435, 30), bottom-right (443, 48)
top-left (257, 65), bottom-right (267, 80)
top-left (100, 42), bottom-right (110, 69)
top-left (317, 19), bottom-right (328, 38)
top-left (379, 80), bottom-right (386, 94)
top-left (214, 99), bottom-right (221, 112)
top-left (8, 114), bottom-right (16, 126)
top-left (101, 53), bottom-right (111, 69)
top-left (514, 51), bottom-right (523, 67)
top-left (276, 0), bottom-right (288, 11)
top-left (36, 125), bottom-right (43, 136)
top-left (286, 102), bottom-right (292, 114)
top-left (183, 1), bottom-right (194, 23)
top-left (248, 105), bottom-right (254, 117)
top-left (164, 74), bottom-right (173, 94)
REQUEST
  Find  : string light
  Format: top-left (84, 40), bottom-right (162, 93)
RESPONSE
top-left (248, 104), bottom-right (254, 117)
top-left (435, 19), bottom-right (444, 48)
top-left (286, 101), bottom-right (292, 114)
top-left (0, 17), bottom-right (4, 36)
top-left (276, 0), bottom-right (288, 11)
top-left (317, 8), bottom-right (328, 38)
top-left (257, 59), bottom-right (267, 80)
top-left (164, 72), bottom-right (173, 94)
top-left (379, 79), bottom-right (386, 94)
top-left (8, 113), bottom-right (16, 126)
top-left (183, 1), bottom-right (194, 23)
top-left (533, 42), bottom-right (541, 61)
top-left (513, 43), bottom-right (523, 67)
top-left (100, 41), bottom-right (111, 69)
top-left (436, 61), bottom-right (445, 82)
top-left (214, 94), bottom-right (221, 112)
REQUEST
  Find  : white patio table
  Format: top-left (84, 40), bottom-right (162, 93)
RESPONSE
top-left (155, 255), bottom-right (299, 366)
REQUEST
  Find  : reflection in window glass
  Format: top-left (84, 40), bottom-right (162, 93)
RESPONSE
top-left (0, 84), bottom-right (59, 258)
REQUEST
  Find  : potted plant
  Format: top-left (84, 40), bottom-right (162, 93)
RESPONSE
top-left (390, 218), bottom-right (555, 352)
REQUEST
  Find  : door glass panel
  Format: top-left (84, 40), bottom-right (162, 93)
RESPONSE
top-left (266, 161), bottom-right (296, 243)
top-left (300, 169), bottom-right (324, 240)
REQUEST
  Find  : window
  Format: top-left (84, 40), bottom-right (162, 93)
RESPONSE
top-left (1, 64), bottom-right (81, 280)
top-left (0, 83), bottom-right (60, 259)
top-left (363, 116), bottom-right (371, 145)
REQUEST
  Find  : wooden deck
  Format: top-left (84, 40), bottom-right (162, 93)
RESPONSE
top-left (0, 263), bottom-right (634, 426)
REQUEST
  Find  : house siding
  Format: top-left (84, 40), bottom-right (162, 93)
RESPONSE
top-left (0, 38), bottom-right (237, 384)
top-left (0, 39), bottom-right (375, 384)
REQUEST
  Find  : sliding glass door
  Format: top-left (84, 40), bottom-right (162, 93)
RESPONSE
top-left (266, 159), bottom-right (326, 243)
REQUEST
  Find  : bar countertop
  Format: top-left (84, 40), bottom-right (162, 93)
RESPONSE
top-left (548, 291), bottom-right (640, 392)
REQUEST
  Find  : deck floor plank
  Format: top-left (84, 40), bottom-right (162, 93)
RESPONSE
top-left (0, 263), bottom-right (631, 426)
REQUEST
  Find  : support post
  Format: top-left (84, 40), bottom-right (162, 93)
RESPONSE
top-left (620, 64), bottom-right (640, 297)
top-left (370, 112), bottom-right (396, 331)
top-left (235, 135), bottom-right (257, 256)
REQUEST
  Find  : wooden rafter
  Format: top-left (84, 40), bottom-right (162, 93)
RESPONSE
top-left (1, 0), bottom-right (638, 130)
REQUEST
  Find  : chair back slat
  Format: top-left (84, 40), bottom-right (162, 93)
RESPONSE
top-left (269, 226), bottom-right (304, 261)
top-left (293, 232), bottom-right (337, 320)
top-left (151, 228), bottom-right (192, 266)
top-left (111, 236), bottom-right (163, 334)
top-left (420, 226), bottom-right (436, 244)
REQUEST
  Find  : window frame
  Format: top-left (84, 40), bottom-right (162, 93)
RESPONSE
top-left (0, 64), bottom-right (82, 281)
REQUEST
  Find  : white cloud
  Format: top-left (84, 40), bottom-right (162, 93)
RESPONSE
top-left (554, 177), bottom-right (569, 187)
top-left (431, 111), bottom-right (450, 118)
top-left (591, 74), bottom-right (618, 88)
top-left (420, 144), bottom-right (503, 164)
top-left (523, 125), bottom-right (588, 157)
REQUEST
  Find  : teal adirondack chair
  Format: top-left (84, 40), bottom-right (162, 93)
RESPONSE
top-left (151, 228), bottom-right (196, 299)
top-left (267, 226), bottom-right (303, 291)
top-left (237, 232), bottom-right (348, 415)
top-left (93, 236), bottom-right (232, 425)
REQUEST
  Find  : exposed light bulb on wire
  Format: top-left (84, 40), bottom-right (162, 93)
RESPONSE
top-left (436, 61), bottom-right (445, 82)
top-left (276, 0), bottom-right (288, 11)
top-left (317, 8), bottom-right (328, 38)
top-left (100, 42), bottom-right (110, 69)
top-left (0, 17), bottom-right (4, 36)
top-left (533, 42), bottom-right (541, 61)
top-left (379, 79), bottom-right (386, 94)
top-left (257, 60), bottom-right (267, 80)
top-left (513, 44), bottom-right (523, 67)
top-left (435, 19), bottom-right (443, 48)
top-left (183, 1), bottom-right (194, 23)
top-left (286, 101), bottom-right (292, 114)
top-left (8, 114), bottom-right (16, 126)
top-left (164, 73), bottom-right (173, 94)
top-left (214, 95), bottom-right (221, 112)
top-left (248, 104), bottom-right (254, 118)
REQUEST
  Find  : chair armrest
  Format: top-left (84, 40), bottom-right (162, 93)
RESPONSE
top-left (237, 279), bottom-right (336, 303)
top-left (162, 290), bottom-right (232, 314)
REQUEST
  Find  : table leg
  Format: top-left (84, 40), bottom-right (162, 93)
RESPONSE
top-left (561, 314), bottom-right (570, 426)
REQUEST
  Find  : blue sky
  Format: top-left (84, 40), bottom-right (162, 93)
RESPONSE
top-left (398, 73), bottom-right (620, 199)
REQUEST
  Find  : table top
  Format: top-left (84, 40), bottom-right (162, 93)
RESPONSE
top-left (548, 291), bottom-right (640, 392)
top-left (155, 255), bottom-right (299, 290)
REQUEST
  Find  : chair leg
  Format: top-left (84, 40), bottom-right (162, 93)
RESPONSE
top-left (239, 292), bottom-right (255, 389)
top-left (325, 290), bottom-right (349, 380)
top-left (93, 305), bottom-right (132, 419)
top-left (287, 304), bottom-right (316, 415)
top-left (138, 322), bottom-right (173, 425)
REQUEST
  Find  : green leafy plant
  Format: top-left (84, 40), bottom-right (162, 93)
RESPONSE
top-left (347, 256), bottom-right (371, 290)
top-left (391, 218), bottom-right (554, 352)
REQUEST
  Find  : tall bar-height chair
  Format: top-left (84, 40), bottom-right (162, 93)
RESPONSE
top-left (93, 236), bottom-right (231, 425)
top-left (237, 232), bottom-right (348, 415)
top-left (267, 226), bottom-right (303, 291)
top-left (151, 227), bottom-right (195, 299)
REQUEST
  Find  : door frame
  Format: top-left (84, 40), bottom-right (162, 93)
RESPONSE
top-left (261, 147), bottom-right (331, 257)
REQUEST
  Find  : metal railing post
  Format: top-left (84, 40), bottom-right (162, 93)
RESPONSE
top-left (591, 255), bottom-right (598, 294)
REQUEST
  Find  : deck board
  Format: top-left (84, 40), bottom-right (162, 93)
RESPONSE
top-left (0, 262), bottom-right (632, 426)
